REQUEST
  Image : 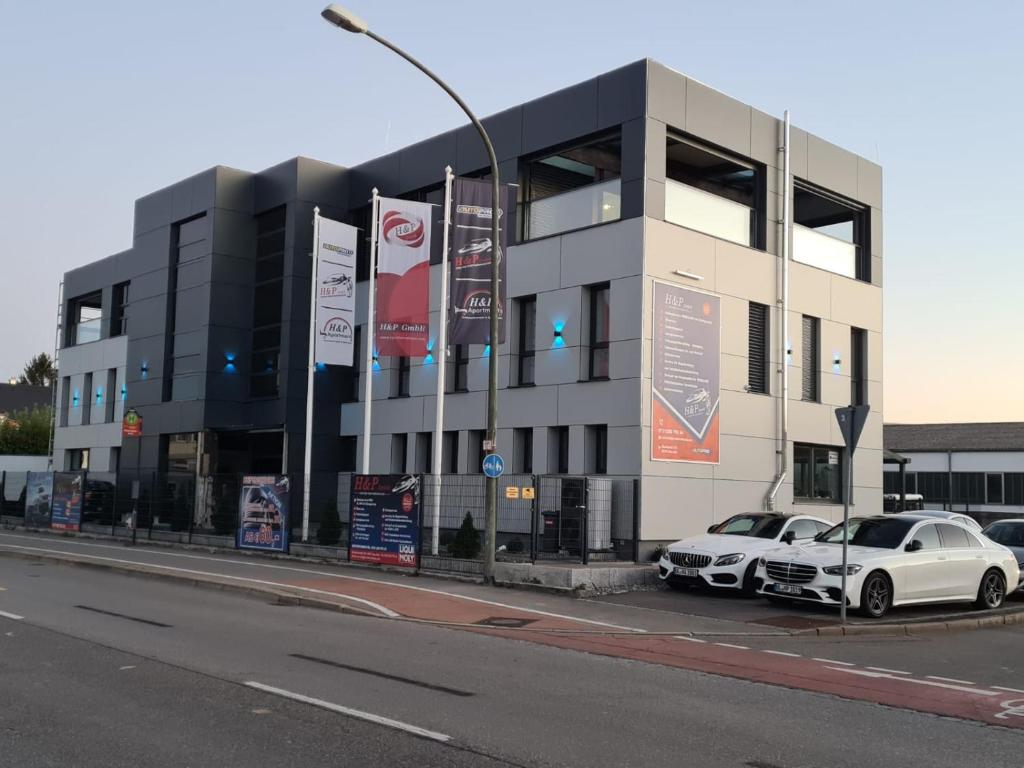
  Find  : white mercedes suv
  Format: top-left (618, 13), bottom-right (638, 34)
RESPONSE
top-left (658, 513), bottom-right (831, 596)
top-left (756, 514), bottom-right (1020, 618)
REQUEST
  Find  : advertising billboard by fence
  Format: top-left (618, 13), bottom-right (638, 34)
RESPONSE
top-left (24, 471), bottom-right (53, 528)
top-left (51, 471), bottom-right (84, 531)
top-left (349, 474), bottom-right (420, 568)
top-left (237, 475), bottom-right (289, 553)
top-left (651, 281), bottom-right (721, 463)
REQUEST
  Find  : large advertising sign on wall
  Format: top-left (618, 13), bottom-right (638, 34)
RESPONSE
top-left (375, 198), bottom-right (432, 356)
top-left (449, 178), bottom-right (511, 345)
top-left (237, 475), bottom-right (290, 552)
top-left (51, 471), bottom-right (85, 531)
top-left (315, 216), bottom-right (358, 367)
top-left (24, 471), bottom-right (53, 528)
top-left (651, 281), bottom-right (721, 463)
top-left (348, 474), bottom-right (420, 568)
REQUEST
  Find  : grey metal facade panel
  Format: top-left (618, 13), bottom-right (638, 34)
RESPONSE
top-left (521, 77), bottom-right (600, 155)
top-left (398, 132), bottom-right (458, 191)
top-left (596, 61), bottom-right (647, 130)
top-left (454, 105), bottom-right (523, 170)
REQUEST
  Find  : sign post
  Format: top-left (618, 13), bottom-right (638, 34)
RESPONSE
top-left (122, 408), bottom-right (143, 545)
top-left (835, 404), bottom-right (870, 624)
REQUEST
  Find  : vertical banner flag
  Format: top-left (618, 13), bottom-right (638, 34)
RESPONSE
top-left (348, 474), bottom-right (421, 568)
top-left (315, 217), bottom-right (358, 366)
top-left (51, 471), bottom-right (85, 531)
top-left (375, 198), bottom-right (432, 356)
top-left (237, 475), bottom-right (290, 552)
top-left (449, 178), bottom-right (510, 345)
top-left (651, 282), bottom-right (721, 463)
top-left (24, 471), bottom-right (54, 528)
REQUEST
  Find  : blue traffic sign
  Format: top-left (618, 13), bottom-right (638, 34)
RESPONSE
top-left (482, 453), bottom-right (505, 478)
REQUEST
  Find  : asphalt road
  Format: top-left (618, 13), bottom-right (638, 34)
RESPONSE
top-left (2, 555), bottom-right (1023, 767)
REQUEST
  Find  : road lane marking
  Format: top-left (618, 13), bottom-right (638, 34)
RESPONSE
top-left (926, 675), bottom-right (976, 685)
top-left (245, 681), bottom-right (450, 743)
top-left (0, 610), bottom-right (24, 621)
top-left (827, 666), bottom-right (1000, 697)
top-left (0, 535), bottom-right (643, 633)
top-left (866, 667), bottom-right (911, 675)
top-left (715, 643), bottom-right (749, 650)
top-left (762, 650), bottom-right (801, 658)
top-left (993, 686), bottom-right (1024, 694)
top-left (813, 658), bottom-right (854, 666)
top-left (673, 636), bottom-right (707, 643)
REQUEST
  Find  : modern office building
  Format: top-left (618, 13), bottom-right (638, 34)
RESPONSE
top-left (52, 59), bottom-right (884, 550)
top-left (884, 423), bottom-right (1024, 523)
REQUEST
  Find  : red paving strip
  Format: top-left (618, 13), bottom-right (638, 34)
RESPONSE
top-left (286, 576), bottom-right (1023, 729)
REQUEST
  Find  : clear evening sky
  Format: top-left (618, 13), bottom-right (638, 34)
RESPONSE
top-left (1, 1), bottom-right (1021, 423)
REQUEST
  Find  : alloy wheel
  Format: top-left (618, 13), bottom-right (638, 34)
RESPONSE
top-left (983, 571), bottom-right (1005, 609)
top-left (865, 575), bottom-right (890, 618)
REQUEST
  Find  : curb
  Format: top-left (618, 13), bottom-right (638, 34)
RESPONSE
top-left (811, 609), bottom-right (1024, 637)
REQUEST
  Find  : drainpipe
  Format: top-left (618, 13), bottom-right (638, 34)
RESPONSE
top-left (765, 111), bottom-right (791, 511)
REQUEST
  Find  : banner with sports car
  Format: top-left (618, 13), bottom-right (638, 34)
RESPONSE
top-left (315, 215), bottom-right (358, 367)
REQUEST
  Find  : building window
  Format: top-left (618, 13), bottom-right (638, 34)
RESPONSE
top-left (521, 132), bottom-right (621, 241)
top-left (391, 433), bottom-right (407, 473)
top-left (66, 448), bottom-right (90, 471)
top-left (81, 372), bottom-right (93, 424)
top-left (343, 326), bottom-right (362, 403)
top-left (513, 428), bottom-right (533, 474)
top-left (111, 281), bottom-right (129, 337)
top-left (416, 432), bottom-right (432, 473)
top-left (986, 473), bottom-right (1004, 505)
top-left (165, 214), bottom-right (208, 403)
top-left (1005, 474), bottom-right (1024, 506)
top-left (801, 315), bottom-right (820, 402)
top-left (392, 357), bottom-right (410, 397)
top-left (850, 327), bottom-right (867, 406)
top-left (449, 344), bottom-right (469, 392)
top-left (104, 369), bottom-right (117, 422)
top-left (352, 204), bottom-right (373, 282)
top-left (59, 376), bottom-right (70, 427)
top-left (587, 283), bottom-right (610, 380)
top-left (793, 180), bottom-right (870, 281)
top-left (793, 443), bottom-right (842, 503)
top-left (664, 134), bottom-right (764, 249)
top-left (111, 447), bottom-right (121, 473)
top-left (250, 207), bottom-right (286, 398)
top-left (586, 425), bottom-right (608, 475)
top-left (516, 296), bottom-right (536, 386)
top-left (339, 436), bottom-right (357, 473)
top-left (442, 431), bottom-right (459, 474)
top-left (549, 426), bottom-right (569, 474)
top-left (66, 291), bottom-right (103, 346)
top-left (748, 302), bottom-right (769, 394)
top-left (469, 430), bottom-right (486, 473)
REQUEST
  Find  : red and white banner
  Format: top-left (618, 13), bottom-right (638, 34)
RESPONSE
top-left (375, 198), bottom-right (432, 356)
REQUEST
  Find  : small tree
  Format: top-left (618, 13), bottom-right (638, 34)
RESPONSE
top-left (0, 406), bottom-right (52, 455)
top-left (317, 499), bottom-right (342, 546)
top-left (19, 353), bottom-right (56, 387)
top-left (448, 511), bottom-right (481, 560)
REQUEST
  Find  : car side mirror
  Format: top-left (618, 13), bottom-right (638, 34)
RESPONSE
top-left (905, 539), bottom-right (923, 552)
top-left (781, 530), bottom-right (796, 545)
top-left (707, 525), bottom-right (716, 534)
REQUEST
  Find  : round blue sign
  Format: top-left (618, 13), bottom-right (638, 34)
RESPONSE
top-left (482, 453), bottom-right (505, 478)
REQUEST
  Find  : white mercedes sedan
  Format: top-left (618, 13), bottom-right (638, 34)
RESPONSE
top-left (658, 513), bottom-right (831, 596)
top-left (756, 514), bottom-right (1020, 619)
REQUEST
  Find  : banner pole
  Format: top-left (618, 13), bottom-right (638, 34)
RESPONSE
top-left (301, 207), bottom-right (321, 543)
top-left (431, 167), bottom-right (453, 556)
top-left (361, 189), bottom-right (380, 474)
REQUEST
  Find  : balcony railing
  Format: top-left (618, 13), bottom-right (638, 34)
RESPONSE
top-left (522, 178), bottom-right (621, 241)
top-left (72, 318), bottom-right (103, 345)
top-left (665, 179), bottom-right (754, 247)
top-left (792, 224), bottom-right (857, 279)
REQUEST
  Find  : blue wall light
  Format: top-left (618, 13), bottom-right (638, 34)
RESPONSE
top-left (372, 350), bottom-right (381, 370)
top-left (315, 361), bottom-right (327, 371)
top-left (424, 338), bottom-right (435, 365)
top-left (95, 387), bottom-right (103, 404)
top-left (140, 361), bottom-right (149, 379)
top-left (121, 384), bottom-right (127, 401)
top-left (483, 344), bottom-right (491, 358)
top-left (832, 352), bottom-right (842, 374)
top-left (224, 352), bottom-right (237, 373)
top-left (552, 319), bottom-right (566, 348)
top-left (72, 389), bottom-right (80, 407)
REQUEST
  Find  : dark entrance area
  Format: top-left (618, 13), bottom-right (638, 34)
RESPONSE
top-left (214, 431), bottom-right (284, 475)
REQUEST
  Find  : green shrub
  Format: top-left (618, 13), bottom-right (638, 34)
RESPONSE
top-left (448, 511), bottom-right (481, 560)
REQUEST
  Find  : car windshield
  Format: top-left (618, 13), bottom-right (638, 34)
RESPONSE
top-left (985, 522), bottom-right (1024, 547)
top-left (710, 515), bottom-right (785, 539)
top-left (816, 518), bottom-right (914, 549)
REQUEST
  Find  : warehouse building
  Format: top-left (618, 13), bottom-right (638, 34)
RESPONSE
top-left (52, 59), bottom-right (884, 552)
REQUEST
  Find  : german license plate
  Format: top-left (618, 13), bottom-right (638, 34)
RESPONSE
top-left (774, 583), bottom-right (802, 595)
top-left (674, 567), bottom-right (699, 577)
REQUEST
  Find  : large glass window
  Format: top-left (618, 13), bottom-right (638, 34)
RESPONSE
top-left (392, 357), bottom-right (410, 398)
top-left (66, 291), bottom-right (103, 346)
top-left (513, 428), bottom-right (533, 474)
top-left (851, 327), bottom-right (867, 406)
top-left (522, 133), bottom-right (621, 240)
top-left (987, 473), bottom-right (1004, 504)
top-left (549, 426), bottom-right (569, 474)
top-left (250, 207), bottom-right (286, 398)
top-left (587, 283), bottom-right (610, 380)
top-left (448, 345), bottom-right (469, 393)
top-left (586, 424), bottom-right (608, 475)
top-left (793, 443), bottom-right (843, 503)
top-left (110, 282), bottom-right (129, 337)
top-left (391, 433), bottom-right (407, 473)
top-left (516, 296), bottom-right (536, 386)
top-left (793, 181), bottom-right (870, 281)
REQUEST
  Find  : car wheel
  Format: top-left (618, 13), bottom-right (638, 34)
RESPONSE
top-left (859, 571), bottom-right (892, 619)
top-left (740, 561), bottom-right (759, 597)
top-left (975, 569), bottom-right (1006, 610)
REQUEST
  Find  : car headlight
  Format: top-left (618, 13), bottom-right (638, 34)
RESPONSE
top-left (823, 564), bottom-right (863, 576)
top-left (713, 553), bottom-right (745, 567)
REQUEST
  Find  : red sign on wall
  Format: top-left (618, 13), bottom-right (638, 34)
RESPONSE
top-left (122, 408), bottom-right (143, 438)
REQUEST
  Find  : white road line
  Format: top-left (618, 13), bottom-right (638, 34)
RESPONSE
top-left (828, 667), bottom-right (999, 697)
top-left (993, 686), bottom-right (1024, 694)
top-left (926, 675), bottom-right (976, 686)
top-left (245, 681), bottom-right (450, 743)
top-left (762, 650), bottom-right (801, 658)
top-left (813, 658), bottom-right (854, 666)
top-left (715, 643), bottom-right (749, 650)
top-left (673, 636), bottom-right (707, 643)
top-left (0, 610), bottom-right (24, 621)
top-left (866, 667), bottom-right (911, 675)
top-left (0, 533), bottom-right (644, 633)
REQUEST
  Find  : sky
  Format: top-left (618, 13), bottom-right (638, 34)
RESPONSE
top-left (1, 0), bottom-right (1022, 423)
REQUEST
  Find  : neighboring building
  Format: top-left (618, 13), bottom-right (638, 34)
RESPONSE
top-left (884, 423), bottom-right (1024, 524)
top-left (53, 59), bottom-right (884, 548)
top-left (0, 383), bottom-right (51, 423)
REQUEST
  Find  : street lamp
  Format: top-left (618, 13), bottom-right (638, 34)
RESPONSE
top-left (321, 5), bottom-right (502, 582)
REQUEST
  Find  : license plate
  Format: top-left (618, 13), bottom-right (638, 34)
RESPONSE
top-left (774, 583), bottom-right (802, 595)
top-left (674, 567), bottom-right (699, 577)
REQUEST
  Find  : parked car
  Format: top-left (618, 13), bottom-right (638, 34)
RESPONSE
top-left (982, 519), bottom-right (1024, 590)
top-left (897, 509), bottom-right (982, 531)
top-left (81, 480), bottom-right (117, 524)
top-left (658, 513), bottom-right (832, 595)
top-left (756, 515), bottom-right (1019, 619)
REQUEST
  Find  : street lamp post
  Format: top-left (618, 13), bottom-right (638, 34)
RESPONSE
top-left (321, 5), bottom-right (501, 582)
